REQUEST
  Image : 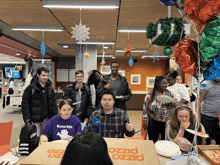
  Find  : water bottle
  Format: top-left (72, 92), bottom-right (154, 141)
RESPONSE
top-left (92, 116), bottom-right (101, 135)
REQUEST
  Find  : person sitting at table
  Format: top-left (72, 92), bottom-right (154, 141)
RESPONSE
top-left (143, 76), bottom-right (178, 143)
top-left (60, 132), bottom-right (113, 165)
top-left (40, 99), bottom-right (82, 143)
top-left (87, 90), bottom-right (135, 138)
top-left (165, 105), bottom-right (206, 148)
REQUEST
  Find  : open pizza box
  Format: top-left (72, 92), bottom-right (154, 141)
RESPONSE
top-left (198, 145), bottom-right (220, 165)
top-left (20, 138), bottom-right (160, 165)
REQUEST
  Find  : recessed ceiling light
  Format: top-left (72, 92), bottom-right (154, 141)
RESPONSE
top-left (112, 56), bottom-right (116, 59)
top-left (63, 45), bottom-right (69, 48)
top-left (118, 27), bottom-right (147, 33)
top-left (141, 55), bottom-right (169, 59)
top-left (11, 26), bottom-right (64, 32)
top-left (104, 46), bottom-right (108, 49)
top-left (16, 53), bottom-right (20, 56)
top-left (115, 49), bottom-right (147, 52)
top-left (42, 1), bottom-right (119, 9)
top-left (97, 55), bottom-right (114, 58)
top-left (76, 41), bottom-right (115, 45)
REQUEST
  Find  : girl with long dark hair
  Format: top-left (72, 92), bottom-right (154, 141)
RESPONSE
top-left (143, 76), bottom-right (177, 143)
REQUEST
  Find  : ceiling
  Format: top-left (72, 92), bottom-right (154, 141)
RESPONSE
top-left (0, 0), bottom-right (196, 59)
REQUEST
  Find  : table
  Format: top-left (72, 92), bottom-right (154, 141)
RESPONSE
top-left (2, 142), bottom-right (212, 165)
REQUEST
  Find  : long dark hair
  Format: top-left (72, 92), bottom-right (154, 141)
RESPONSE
top-left (165, 70), bottom-right (178, 79)
top-left (150, 76), bottom-right (166, 103)
top-left (87, 70), bottom-right (101, 88)
top-left (60, 132), bottom-right (113, 165)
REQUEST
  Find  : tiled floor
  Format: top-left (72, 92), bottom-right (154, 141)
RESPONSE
top-left (0, 99), bottom-right (143, 147)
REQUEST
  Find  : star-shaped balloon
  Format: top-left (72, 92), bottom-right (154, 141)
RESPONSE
top-left (123, 44), bottom-right (135, 56)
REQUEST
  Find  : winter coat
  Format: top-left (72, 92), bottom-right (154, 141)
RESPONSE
top-left (97, 74), bottom-right (132, 110)
top-left (22, 75), bottom-right (58, 123)
top-left (63, 82), bottom-right (93, 122)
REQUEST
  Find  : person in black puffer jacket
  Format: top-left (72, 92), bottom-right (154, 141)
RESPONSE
top-left (22, 67), bottom-right (58, 136)
top-left (63, 70), bottom-right (92, 124)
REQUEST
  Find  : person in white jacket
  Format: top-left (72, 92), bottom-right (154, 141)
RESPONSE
top-left (165, 71), bottom-right (190, 105)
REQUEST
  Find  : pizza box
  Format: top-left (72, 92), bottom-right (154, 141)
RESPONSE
top-left (198, 145), bottom-right (220, 165)
top-left (20, 138), bottom-right (160, 165)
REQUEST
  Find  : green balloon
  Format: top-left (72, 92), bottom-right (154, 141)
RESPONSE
top-left (163, 47), bottom-right (172, 56)
top-left (178, 0), bottom-right (184, 4)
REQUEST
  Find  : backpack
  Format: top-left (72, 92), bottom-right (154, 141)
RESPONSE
top-left (18, 119), bottom-right (40, 155)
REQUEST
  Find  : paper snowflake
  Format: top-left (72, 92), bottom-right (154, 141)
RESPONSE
top-left (41, 43), bottom-right (46, 56)
top-left (71, 23), bottom-right (90, 43)
top-left (151, 45), bottom-right (160, 63)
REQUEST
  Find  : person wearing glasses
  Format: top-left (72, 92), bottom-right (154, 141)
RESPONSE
top-left (63, 70), bottom-right (92, 124)
top-left (97, 61), bottom-right (132, 110)
top-left (143, 76), bottom-right (178, 143)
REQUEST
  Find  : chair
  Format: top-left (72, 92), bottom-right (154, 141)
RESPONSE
top-left (0, 121), bottom-right (13, 156)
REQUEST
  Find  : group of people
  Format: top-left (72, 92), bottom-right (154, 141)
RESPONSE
top-left (143, 70), bottom-right (220, 149)
top-left (21, 61), bottom-right (134, 143)
top-left (20, 62), bottom-right (220, 163)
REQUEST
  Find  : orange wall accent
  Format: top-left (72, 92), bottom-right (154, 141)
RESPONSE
top-left (97, 59), bottom-right (169, 91)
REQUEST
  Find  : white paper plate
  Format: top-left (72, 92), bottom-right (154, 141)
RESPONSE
top-left (0, 155), bottom-right (19, 165)
top-left (185, 129), bottom-right (209, 138)
top-left (72, 101), bottom-right (82, 105)
top-left (155, 140), bottom-right (181, 157)
top-left (52, 140), bottom-right (69, 142)
top-left (157, 149), bottom-right (182, 158)
top-left (157, 95), bottom-right (173, 103)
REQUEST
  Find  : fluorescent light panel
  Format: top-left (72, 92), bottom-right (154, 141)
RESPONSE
top-left (142, 55), bottom-right (169, 59)
top-left (42, 1), bottom-right (119, 9)
top-left (115, 49), bottom-right (147, 52)
top-left (118, 27), bottom-right (147, 33)
top-left (97, 55), bottom-right (114, 58)
top-left (11, 26), bottom-right (64, 31)
top-left (76, 41), bottom-right (115, 45)
top-left (63, 45), bottom-right (69, 48)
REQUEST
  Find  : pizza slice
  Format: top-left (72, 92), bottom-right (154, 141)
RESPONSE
top-left (181, 121), bottom-right (189, 126)
top-left (212, 150), bottom-right (220, 159)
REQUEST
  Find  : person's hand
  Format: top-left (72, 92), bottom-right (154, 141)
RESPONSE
top-left (39, 140), bottom-right (48, 145)
top-left (180, 121), bottom-right (190, 130)
top-left (126, 123), bottom-right (133, 132)
top-left (120, 96), bottom-right (124, 101)
top-left (143, 120), bottom-right (148, 131)
top-left (67, 137), bottom-right (73, 142)
top-left (104, 81), bottom-right (112, 89)
top-left (0, 161), bottom-right (10, 165)
top-left (88, 71), bottom-right (93, 76)
top-left (84, 118), bottom-right (89, 124)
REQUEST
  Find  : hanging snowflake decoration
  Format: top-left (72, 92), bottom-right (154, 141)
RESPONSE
top-left (41, 31), bottom-right (46, 56)
top-left (79, 52), bottom-right (83, 59)
top-left (129, 58), bottom-right (133, 67)
top-left (41, 43), bottom-right (46, 56)
top-left (151, 45), bottom-right (160, 63)
top-left (100, 52), bottom-right (106, 66)
top-left (71, 23), bottom-right (90, 43)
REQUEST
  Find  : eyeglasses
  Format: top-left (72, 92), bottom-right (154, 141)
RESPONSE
top-left (76, 76), bottom-right (84, 78)
top-left (160, 83), bottom-right (169, 86)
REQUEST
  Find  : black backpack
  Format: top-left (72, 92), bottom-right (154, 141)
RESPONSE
top-left (18, 119), bottom-right (40, 155)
